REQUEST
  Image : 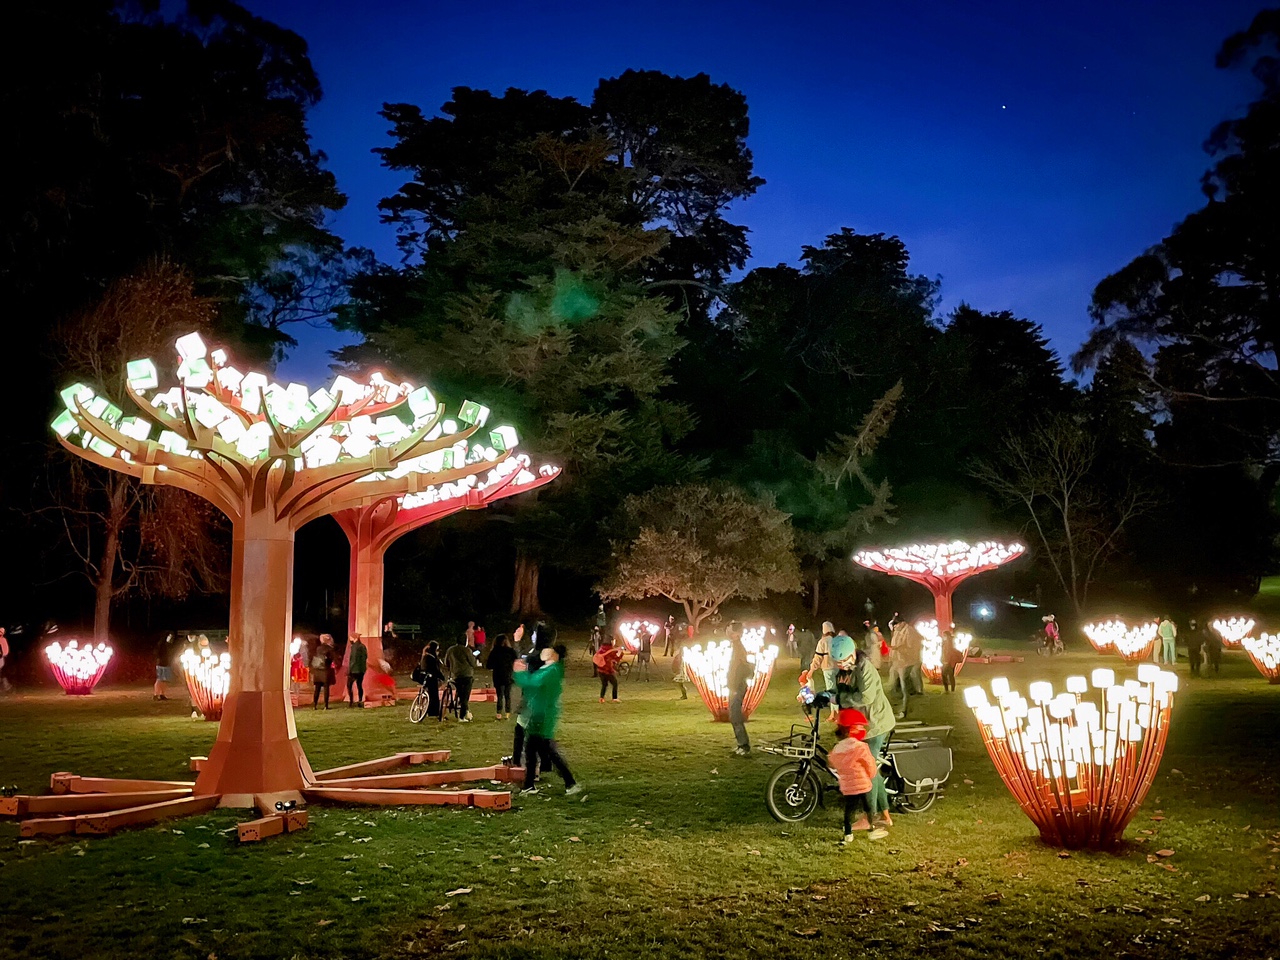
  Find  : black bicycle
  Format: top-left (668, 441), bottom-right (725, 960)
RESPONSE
top-left (439, 678), bottom-right (461, 721)
top-left (760, 694), bottom-right (954, 823)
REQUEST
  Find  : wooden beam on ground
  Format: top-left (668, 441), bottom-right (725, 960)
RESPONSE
top-left (51, 775), bottom-right (195, 795)
top-left (312, 751), bottom-right (449, 781)
top-left (20, 816), bottom-right (79, 837)
top-left (5, 788), bottom-right (191, 817)
top-left (237, 814), bottom-right (285, 843)
top-left (73, 794), bottom-right (220, 835)
top-left (303, 786), bottom-right (511, 810)
top-left (316, 765), bottom-right (523, 790)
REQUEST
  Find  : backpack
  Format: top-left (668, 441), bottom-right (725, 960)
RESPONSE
top-left (592, 650), bottom-right (609, 668)
top-left (311, 653), bottom-right (326, 669)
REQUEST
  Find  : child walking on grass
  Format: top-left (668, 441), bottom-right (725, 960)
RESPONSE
top-left (829, 708), bottom-right (887, 842)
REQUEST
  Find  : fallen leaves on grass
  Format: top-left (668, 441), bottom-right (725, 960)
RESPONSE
top-left (793, 928), bottom-right (820, 938)
top-left (317, 920), bottom-right (333, 927)
top-left (1196, 895), bottom-right (1211, 901)
top-left (1156, 849), bottom-right (1175, 857)
top-left (984, 892), bottom-right (1004, 903)
top-left (445, 887), bottom-right (472, 897)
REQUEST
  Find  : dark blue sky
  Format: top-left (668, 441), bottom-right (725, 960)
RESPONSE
top-left (257, 0), bottom-right (1265, 383)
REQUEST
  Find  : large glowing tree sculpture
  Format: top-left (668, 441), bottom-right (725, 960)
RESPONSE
top-left (854, 540), bottom-right (1025, 630)
top-left (964, 665), bottom-right (1178, 849)
top-left (17, 333), bottom-right (531, 832)
top-left (45, 640), bottom-right (113, 695)
top-left (683, 627), bottom-right (779, 722)
top-left (333, 455), bottom-right (558, 698)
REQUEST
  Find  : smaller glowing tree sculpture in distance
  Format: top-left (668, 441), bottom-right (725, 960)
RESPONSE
top-left (45, 640), bottom-right (113, 695)
top-left (617, 620), bottom-right (661, 653)
top-left (683, 631), bottom-right (779, 722)
top-left (1242, 634), bottom-right (1280, 683)
top-left (853, 540), bottom-right (1024, 630)
top-left (1211, 617), bottom-right (1255, 649)
top-left (182, 645), bottom-right (231, 720)
top-left (964, 665), bottom-right (1178, 849)
top-left (1081, 619), bottom-right (1127, 652)
top-left (914, 619), bottom-right (973, 684)
top-left (1106, 620), bottom-right (1159, 663)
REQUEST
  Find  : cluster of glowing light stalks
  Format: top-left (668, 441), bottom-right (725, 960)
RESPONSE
top-left (682, 632), bottom-right (779, 722)
top-left (963, 665), bottom-right (1178, 849)
top-left (617, 620), bottom-right (661, 653)
top-left (1081, 618), bottom-right (1158, 662)
top-left (44, 640), bottom-right (113, 695)
top-left (913, 619), bottom-right (973, 684)
top-left (1211, 617), bottom-right (1255, 649)
top-left (1241, 634), bottom-right (1280, 683)
top-left (181, 645), bottom-right (231, 721)
top-left (50, 330), bottom-right (524, 491)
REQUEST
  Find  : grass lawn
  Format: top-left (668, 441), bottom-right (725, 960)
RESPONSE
top-left (1, 639), bottom-right (1278, 960)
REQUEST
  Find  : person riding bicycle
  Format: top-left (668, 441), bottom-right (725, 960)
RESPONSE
top-left (1042, 615), bottom-right (1062, 654)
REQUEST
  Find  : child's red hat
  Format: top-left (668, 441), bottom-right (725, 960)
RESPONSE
top-left (836, 708), bottom-right (868, 728)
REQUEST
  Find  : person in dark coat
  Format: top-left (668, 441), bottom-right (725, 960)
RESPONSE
top-left (727, 621), bottom-right (752, 756)
top-left (346, 635), bottom-right (369, 707)
top-left (486, 633), bottom-right (518, 720)
top-left (1186, 619), bottom-right (1204, 676)
top-left (1203, 624), bottom-right (1223, 675)
top-left (310, 634), bottom-right (336, 710)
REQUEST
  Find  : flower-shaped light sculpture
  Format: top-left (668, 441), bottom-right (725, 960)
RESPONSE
top-left (1241, 634), bottom-right (1280, 683)
top-left (964, 664), bottom-right (1178, 849)
top-left (1081, 619), bottom-right (1128, 653)
top-left (1211, 617), bottom-right (1255, 649)
top-left (914, 619), bottom-right (973, 683)
top-left (618, 619), bottom-right (662, 653)
top-left (1106, 620), bottom-right (1159, 663)
top-left (683, 633), bottom-right (779, 722)
top-left (44, 640), bottom-right (113, 695)
top-left (854, 540), bottom-right (1024, 630)
top-left (33, 330), bottom-right (542, 829)
top-left (181, 645), bottom-right (231, 720)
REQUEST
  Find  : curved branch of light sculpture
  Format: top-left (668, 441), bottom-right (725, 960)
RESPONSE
top-left (964, 664), bottom-right (1178, 849)
top-left (181, 646), bottom-right (231, 720)
top-left (617, 619), bottom-right (661, 653)
top-left (1210, 617), bottom-right (1255, 649)
top-left (853, 540), bottom-right (1024, 630)
top-left (45, 331), bottom-right (539, 813)
top-left (914, 619), bottom-right (973, 683)
top-left (332, 455), bottom-right (558, 699)
top-left (683, 627), bottom-right (778, 721)
top-left (44, 640), bottom-right (113, 695)
top-left (1242, 633), bottom-right (1280, 683)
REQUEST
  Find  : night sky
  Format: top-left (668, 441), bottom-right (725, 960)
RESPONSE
top-left (255, 0), bottom-right (1265, 383)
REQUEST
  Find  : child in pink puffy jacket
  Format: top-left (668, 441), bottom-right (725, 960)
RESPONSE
top-left (828, 707), bottom-right (887, 842)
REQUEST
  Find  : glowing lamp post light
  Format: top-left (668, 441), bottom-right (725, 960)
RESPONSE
top-left (853, 540), bottom-right (1025, 631)
top-left (1241, 634), bottom-right (1280, 683)
top-left (181, 646), bottom-right (231, 720)
top-left (914, 619), bottom-right (973, 684)
top-left (963, 664), bottom-right (1178, 849)
top-left (618, 620), bottom-right (661, 653)
top-left (683, 634), bottom-right (779, 722)
top-left (45, 640), bottom-right (113, 695)
top-left (1211, 617), bottom-right (1255, 649)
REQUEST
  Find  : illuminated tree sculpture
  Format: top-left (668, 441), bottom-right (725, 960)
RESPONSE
top-left (683, 627), bottom-right (779, 722)
top-left (333, 455), bottom-right (558, 699)
top-left (1242, 634), bottom-right (1280, 683)
top-left (44, 640), bottom-right (113, 695)
top-left (1211, 617), bottom-right (1255, 649)
top-left (914, 619), bottom-right (974, 684)
top-left (24, 333), bottom-right (531, 833)
top-left (1081, 619), bottom-right (1124, 652)
top-left (617, 620), bottom-right (661, 653)
top-left (853, 540), bottom-right (1025, 630)
top-left (964, 665), bottom-right (1178, 849)
top-left (1105, 620), bottom-right (1158, 663)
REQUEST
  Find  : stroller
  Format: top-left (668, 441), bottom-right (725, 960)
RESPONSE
top-left (760, 691), bottom-right (954, 823)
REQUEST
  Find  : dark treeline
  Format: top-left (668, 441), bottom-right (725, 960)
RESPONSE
top-left (3, 2), bottom-right (1279, 665)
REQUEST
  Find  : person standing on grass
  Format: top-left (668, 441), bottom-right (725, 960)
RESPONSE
top-left (663, 615), bottom-right (677, 657)
top-left (636, 624), bottom-right (653, 680)
top-left (417, 642), bottom-right (443, 718)
top-left (829, 708), bottom-right (886, 842)
top-left (1203, 624), bottom-right (1223, 675)
top-left (1186, 619), bottom-right (1204, 676)
top-left (152, 633), bottom-right (173, 701)
top-left (444, 632), bottom-right (479, 721)
top-left (672, 644), bottom-right (690, 700)
top-left (311, 634), bottom-right (336, 710)
top-left (486, 633), bottom-right (517, 720)
top-left (888, 620), bottom-right (922, 719)
top-left (829, 634), bottom-right (895, 834)
top-left (1157, 616), bottom-right (1177, 665)
top-left (593, 633), bottom-right (623, 703)
top-left (940, 628), bottom-right (964, 693)
top-left (513, 643), bottom-right (582, 796)
top-left (808, 622), bottom-right (838, 694)
top-left (795, 624), bottom-right (817, 668)
top-left (346, 635), bottom-right (368, 707)
top-left (506, 625), bottom-right (549, 766)
top-left (727, 621), bottom-right (752, 757)
top-left (475, 624), bottom-right (487, 651)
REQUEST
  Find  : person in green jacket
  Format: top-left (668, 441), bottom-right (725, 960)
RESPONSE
top-left (513, 643), bottom-right (582, 796)
top-left (346, 635), bottom-right (369, 708)
top-left (830, 634), bottom-right (896, 833)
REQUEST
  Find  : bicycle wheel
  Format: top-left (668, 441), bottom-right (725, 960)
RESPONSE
top-left (897, 786), bottom-right (938, 813)
top-left (409, 689), bottom-right (428, 723)
top-left (765, 762), bottom-right (823, 823)
top-left (440, 684), bottom-right (456, 721)
top-left (617, 661), bottom-right (631, 678)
